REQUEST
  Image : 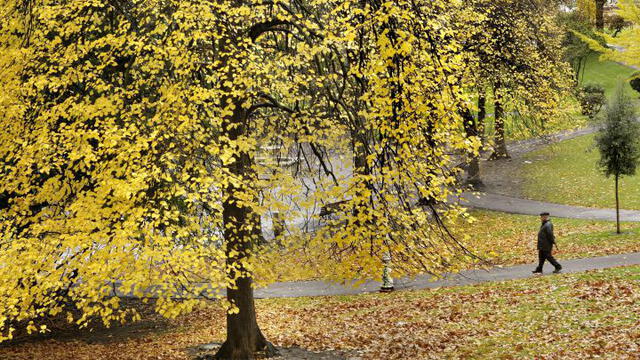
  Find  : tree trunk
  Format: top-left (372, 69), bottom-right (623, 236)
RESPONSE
top-left (215, 104), bottom-right (278, 360)
top-left (595, 0), bottom-right (606, 30)
top-left (215, 276), bottom-right (277, 359)
top-left (353, 129), bottom-right (368, 175)
top-left (615, 173), bottom-right (620, 234)
top-left (477, 93), bottom-right (486, 145)
top-left (461, 107), bottom-right (483, 188)
top-left (489, 87), bottom-right (510, 160)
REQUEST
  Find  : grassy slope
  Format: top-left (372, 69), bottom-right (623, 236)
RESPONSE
top-left (580, 53), bottom-right (638, 99)
top-left (511, 56), bottom-right (639, 209)
top-left (2, 266), bottom-right (639, 359)
top-left (520, 133), bottom-right (640, 210)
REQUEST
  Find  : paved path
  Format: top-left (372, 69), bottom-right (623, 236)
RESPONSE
top-left (459, 191), bottom-right (640, 222)
top-left (111, 127), bottom-right (640, 301)
top-left (253, 252), bottom-right (640, 298)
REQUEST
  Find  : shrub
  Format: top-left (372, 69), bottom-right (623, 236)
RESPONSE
top-left (578, 84), bottom-right (606, 119)
top-left (630, 73), bottom-right (640, 95)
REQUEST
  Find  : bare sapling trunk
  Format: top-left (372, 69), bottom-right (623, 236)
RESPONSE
top-left (215, 104), bottom-right (278, 360)
top-left (615, 173), bottom-right (621, 234)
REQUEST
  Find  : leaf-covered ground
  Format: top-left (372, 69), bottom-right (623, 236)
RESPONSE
top-left (1, 266), bottom-right (639, 359)
top-left (521, 133), bottom-right (640, 210)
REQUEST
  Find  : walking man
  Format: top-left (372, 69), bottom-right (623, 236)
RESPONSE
top-left (533, 212), bottom-right (562, 274)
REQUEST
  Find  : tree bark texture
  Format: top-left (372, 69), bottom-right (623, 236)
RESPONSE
top-left (489, 87), bottom-right (510, 160)
top-left (596, 0), bottom-right (606, 30)
top-left (477, 93), bottom-right (487, 144)
top-left (215, 104), bottom-right (278, 360)
top-left (461, 107), bottom-right (483, 188)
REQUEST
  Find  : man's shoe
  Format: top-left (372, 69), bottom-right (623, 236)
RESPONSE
top-left (532, 270), bottom-right (542, 274)
top-left (553, 268), bottom-right (562, 274)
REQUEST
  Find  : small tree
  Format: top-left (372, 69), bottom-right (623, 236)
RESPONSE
top-left (595, 83), bottom-right (640, 234)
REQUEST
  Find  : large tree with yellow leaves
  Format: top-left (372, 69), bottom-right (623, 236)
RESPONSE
top-left (0, 0), bottom-right (487, 358)
top-left (455, 0), bottom-right (572, 175)
top-left (0, 0), bottom-right (578, 358)
top-left (578, 0), bottom-right (640, 70)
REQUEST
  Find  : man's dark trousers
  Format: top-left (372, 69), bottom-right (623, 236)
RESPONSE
top-left (536, 250), bottom-right (561, 272)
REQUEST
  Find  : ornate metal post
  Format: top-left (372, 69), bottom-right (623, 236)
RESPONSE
top-left (380, 252), bottom-right (394, 292)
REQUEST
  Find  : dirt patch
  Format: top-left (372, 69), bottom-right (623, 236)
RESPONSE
top-left (190, 343), bottom-right (361, 360)
top-left (479, 157), bottom-right (527, 197)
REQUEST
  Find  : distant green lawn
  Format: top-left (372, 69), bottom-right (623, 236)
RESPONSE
top-left (521, 133), bottom-right (640, 210)
top-left (514, 55), bottom-right (639, 210)
top-left (478, 52), bottom-right (637, 144)
top-left (580, 52), bottom-right (638, 99)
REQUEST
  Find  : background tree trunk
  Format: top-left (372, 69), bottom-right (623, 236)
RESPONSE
top-left (615, 173), bottom-right (621, 234)
top-left (478, 93), bottom-right (487, 145)
top-left (489, 86), bottom-right (510, 160)
top-left (461, 107), bottom-right (483, 188)
top-left (215, 104), bottom-right (278, 360)
top-left (595, 0), bottom-right (606, 30)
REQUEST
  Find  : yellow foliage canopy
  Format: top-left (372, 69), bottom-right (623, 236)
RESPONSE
top-left (578, 0), bottom-right (640, 69)
top-left (0, 0), bottom-right (570, 342)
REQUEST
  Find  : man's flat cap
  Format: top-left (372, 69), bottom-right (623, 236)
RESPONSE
top-left (539, 212), bottom-right (550, 216)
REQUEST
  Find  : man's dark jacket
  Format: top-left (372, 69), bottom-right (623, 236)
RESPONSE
top-left (537, 220), bottom-right (555, 251)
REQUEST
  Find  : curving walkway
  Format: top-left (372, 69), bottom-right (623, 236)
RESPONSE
top-left (112, 251), bottom-right (640, 299)
top-left (114, 252), bottom-right (640, 299)
top-left (459, 191), bottom-right (640, 222)
top-left (113, 127), bottom-right (640, 300)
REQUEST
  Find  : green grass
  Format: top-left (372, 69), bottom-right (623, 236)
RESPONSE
top-left (521, 133), bottom-right (640, 210)
top-left (580, 52), bottom-right (638, 99)
top-left (463, 210), bottom-right (640, 267)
